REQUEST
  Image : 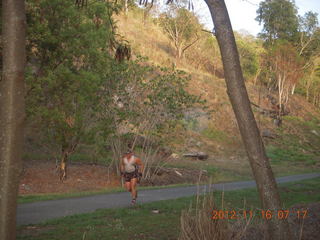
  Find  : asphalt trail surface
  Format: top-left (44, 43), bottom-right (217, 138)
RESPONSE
top-left (17, 172), bottom-right (320, 225)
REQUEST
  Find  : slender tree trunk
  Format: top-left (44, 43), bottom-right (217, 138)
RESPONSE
top-left (124, 0), bottom-right (128, 15)
top-left (0, 0), bottom-right (26, 239)
top-left (204, 0), bottom-right (292, 239)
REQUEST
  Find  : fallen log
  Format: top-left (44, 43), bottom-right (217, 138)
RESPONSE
top-left (183, 152), bottom-right (208, 160)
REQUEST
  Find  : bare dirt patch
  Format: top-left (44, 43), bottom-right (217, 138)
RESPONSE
top-left (19, 161), bottom-right (120, 195)
top-left (19, 161), bottom-right (208, 195)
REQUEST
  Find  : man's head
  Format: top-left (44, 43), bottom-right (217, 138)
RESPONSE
top-left (125, 143), bottom-right (133, 155)
top-left (124, 149), bottom-right (133, 156)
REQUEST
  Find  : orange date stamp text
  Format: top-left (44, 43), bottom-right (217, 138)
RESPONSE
top-left (211, 209), bottom-right (308, 220)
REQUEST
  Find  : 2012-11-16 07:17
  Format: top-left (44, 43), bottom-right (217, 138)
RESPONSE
top-left (211, 209), bottom-right (308, 220)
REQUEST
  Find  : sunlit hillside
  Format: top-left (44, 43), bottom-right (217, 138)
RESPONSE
top-left (115, 8), bottom-right (320, 171)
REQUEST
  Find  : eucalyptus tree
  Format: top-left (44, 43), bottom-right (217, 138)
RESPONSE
top-left (0, 1), bottom-right (26, 240)
top-left (257, 1), bottom-right (320, 109)
top-left (298, 11), bottom-right (319, 57)
top-left (158, 6), bottom-right (202, 61)
top-left (264, 41), bottom-right (303, 115)
top-left (256, 0), bottom-right (299, 44)
top-left (202, 0), bottom-right (292, 238)
top-left (298, 11), bottom-right (320, 103)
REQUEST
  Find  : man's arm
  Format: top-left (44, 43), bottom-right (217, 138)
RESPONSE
top-left (119, 157), bottom-right (124, 175)
top-left (135, 158), bottom-right (144, 174)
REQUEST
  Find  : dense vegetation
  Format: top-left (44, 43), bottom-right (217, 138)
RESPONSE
top-left (20, 0), bottom-right (320, 179)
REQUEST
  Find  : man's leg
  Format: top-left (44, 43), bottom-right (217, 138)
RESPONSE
top-left (125, 181), bottom-right (131, 192)
top-left (130, 178), bottom-right (138, 202)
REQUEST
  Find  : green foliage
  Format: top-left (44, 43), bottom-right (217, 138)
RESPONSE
top-left (299, 11), bottom-right (319, 35)
top-left (26, 0), bottom-right (119, 159)
top-left (236, 36), bottom-right (260, 80)
top-left (298, 11), bottom-right (320, 58)
top-left (256, 0), bottom-right (299, 43)
top-left (100, 57), bottom-right (204, 146)
top-left (25, 0), bottom-right (203, 164)
top-left (256, 2), bottom-right (320, 108)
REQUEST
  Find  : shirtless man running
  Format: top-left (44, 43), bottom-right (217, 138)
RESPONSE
top-left (120, 150), bottom-right (144, 205)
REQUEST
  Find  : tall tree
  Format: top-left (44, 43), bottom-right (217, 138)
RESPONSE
top-left (297, 12), bottom-right (320, 106)
top-left (158, 7), bottom-right (201, 60)
top-left (0, 0), bottom-right (26, 239)
top-left (203, 0), bottom-right (292, 239)
top-left (298, 11), bottom-right (319, 56)
top-left (256, 0), bottom-right (299, 44)
top-left (264, 41), bottom-right (303, 115)
top-left (26, 0), bottom-right (118, 180)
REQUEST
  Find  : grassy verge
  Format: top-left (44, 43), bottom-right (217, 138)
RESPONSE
top-left (18, 183), bottom-right (195, 204)
top-left (18, 170), bottom-right (319, 204)
top-left (18, 188), bottom-right (124, 204)
top-left (17, 177), bottom-right (320, 240)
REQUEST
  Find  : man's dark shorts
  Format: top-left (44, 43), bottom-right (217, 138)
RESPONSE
top-left (124, 170), bottom-right (139, 182)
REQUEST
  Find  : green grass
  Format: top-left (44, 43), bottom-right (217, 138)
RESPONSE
top-left (263, 116), bottom-right (320, 170)
top-left (277, 116), bottom-right (320, 155)
top-left (18, 188), bottom-right (124, 204)
top-left (266, 145), bottom-right (316, 165)
top-left (18, 183), bottom-right (195, 204)
top-left (17, 177), bottom-right (320, 240)
top-left (216, 178), bottom-right (320, 209)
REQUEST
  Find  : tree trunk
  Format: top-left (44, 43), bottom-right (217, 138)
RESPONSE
top-left (204, 0), bottom-right (292, 239)
top-left (59, 150), bottom-right (68, 182)
top-left (59, 140), bottom-right (78, 181)
top-left (124, 0), bottom-right (128, 15)
top-left (0, 0), bottom-right (26, 239)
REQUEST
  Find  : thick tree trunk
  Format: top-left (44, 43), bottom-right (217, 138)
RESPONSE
top-left (0, 0), bottom-right (26, 239)
top-left (204, 0), bottom-right (292, 239)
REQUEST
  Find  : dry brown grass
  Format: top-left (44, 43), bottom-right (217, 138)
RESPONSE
top-left (115, 11), bottom-right (176, 67)
top-left (178, 184), bottom-right (258, 240)
top-left (114, 8), bottom-right (320, 178)
top-left (178, 189), bottom-right (230, 240)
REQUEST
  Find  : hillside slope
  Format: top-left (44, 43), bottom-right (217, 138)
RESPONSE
top-left (115, 9), bottom-right (320, 173)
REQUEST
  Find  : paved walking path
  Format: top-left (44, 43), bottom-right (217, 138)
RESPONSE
top-left (17, 172), bottom-right (320, 225)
